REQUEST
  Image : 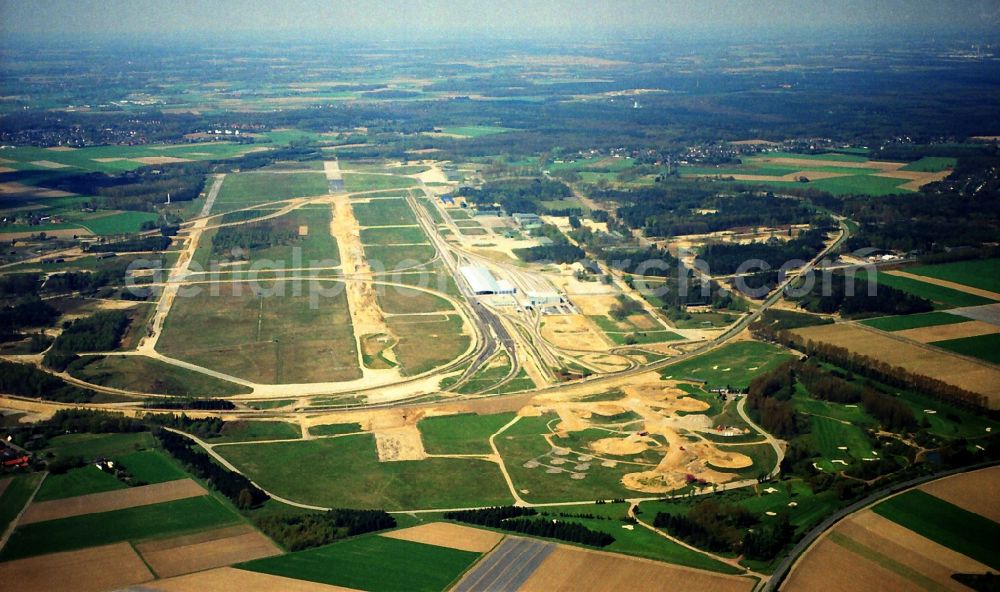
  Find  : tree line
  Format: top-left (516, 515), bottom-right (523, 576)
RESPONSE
top-left (0, 360), bottom-right (97, 403)
top-left (155, 428), bottom-right (269, 509)
top-left (794, 272), bottom-right (933, 317)
top-left (255, 509), bottom-right (396, 551)
top-left (444, 506), bottom-right (614, 547)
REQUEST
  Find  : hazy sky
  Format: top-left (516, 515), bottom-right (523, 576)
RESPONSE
top-left (3, 0), bottom-right (999, 41)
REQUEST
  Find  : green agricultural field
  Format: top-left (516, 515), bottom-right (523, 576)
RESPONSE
top-left (34, 466), bottom-right (126, 502)
top-left (418, 412), bottom-right (516, 454)
top-left (342, 173), bottom-right (418, 192)
top-left (376, 284), bottom-right (453, 314)
top-left (800, 175), bottom-right (910, 196)
top-left (387, 314), bottom-right (470, 375)
top-left (64, 210), bottom-right (160, 235)
top-left (352, 198), bottom-right (418, 226)
top-left (0, 495), bottom-right (241, 560)
top-left (365, 244), bottom-right (437, 271)
top-left (238, 534), bottom-right (481, 592)
top-left (212, 172), bottom-right (329, 213)
top-left (860, 311), bottom-right (968, 332)
top-left (307, 422), bottom-right (362, 436)
top-left (68, 354), bottom-right (253, 396)
top-left (905, 258), bottom-right (1000, 294)
top-left (43, 432), bottom-right (155, 461)
top-left (751, 151), bottom-right (871, 162)
top-left (860, 271), bottom-right (995, 308)
top-left (360, 226), bottom-right (428, 245)
top-left (659, 341), bottom-right (795, 389)
top-left (0, 143), bottom-right (266, 174)
top-left (218, 434), bottom-right (512, 510)
top-left (900, 157), bottom-right (957, 172)
top-left (116, 450), bottom-right (187, 484)
top-left (0, 474), bottom-right (44, 536)
top-left (533, 504), bottom-right (742, 574)
top-left (439, 125), bottom-right (514, 137)
top-left (207, 420), bottom-right (301, 443)
top-left (158, 280), bottom-right (361, 383)
top-left (874, 490), bottom-right (1000, 570)
top-left (930, 333), bottom-right (1000, 364)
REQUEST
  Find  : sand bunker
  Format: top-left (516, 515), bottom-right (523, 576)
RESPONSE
top-left (590, 434), bottom-right (656, 456)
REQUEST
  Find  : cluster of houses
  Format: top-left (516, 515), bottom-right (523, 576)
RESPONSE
top-left (1, 438), bottom-right (30, 469)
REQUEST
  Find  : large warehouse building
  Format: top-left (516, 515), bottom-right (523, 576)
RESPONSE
top-left (459, 265), bottom-right (516, 295)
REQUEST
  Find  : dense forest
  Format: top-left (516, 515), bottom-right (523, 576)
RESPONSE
top-left (256, 510), bottom-right (396, 551)
top-left (794, 272), bottom-right (934, 317)
top-left (698, 227), bottom-right (833, 276)
top-left (455, 178), bottom-right (573, 214)
top-left (0, 360), bottom-right (98, 403)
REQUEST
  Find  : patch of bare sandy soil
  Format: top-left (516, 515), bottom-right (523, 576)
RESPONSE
top-left (21, 478), bottom-right (205, 524)
top-left (791, 323), bottom-right (1000, 407)
top-left (519, 544), bottom-right (754, 592)
top-left (918, 465), bottom-right (1000, 523)
top-left (0, 542), bottom-right (153, 592)
top-left (894, 320), bottom-right (999, 344)
top-left (374, 424), bottom-right (427, 461)
top-left (380, 522), bottom-right (503, 552)
top-left (133, 156), bottom-right (192, 165)
top-left (780, 537), bottom-right (914, 592)
top-left (540, 314), bottom-right (611, 350)
top-left (135, 524), bottom-right (281, 578)
top-left (144, 566), bottom-right (360, 592)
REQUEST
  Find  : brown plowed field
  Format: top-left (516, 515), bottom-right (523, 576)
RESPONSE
top-left (895, 319), bottom-right (999, 343)
top-left (0, 542), bottom-right (153, 592)
top-left (837, 512), bottom-right (990, 591)
top-left (518, 545), bottom-right (754, 592)
top-left (145, 566), bottom-right (361, 592)
top-left (380, 522), bottom-right (504, 552)
top-left (136, 524), bottom-right (281, 578)
top-left (918, 466), bottom-right (1000, 523)
top-left (21, 478), bottom-right (205, 524)
top-left (781, 537), bottom-right (914, 592)
top-left (791, 323), bottom-right (1000, 407)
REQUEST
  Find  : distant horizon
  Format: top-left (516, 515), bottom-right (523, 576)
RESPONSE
top-left (3, 0), bottom-right (1000, 46)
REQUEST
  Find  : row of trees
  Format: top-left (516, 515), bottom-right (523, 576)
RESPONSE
top-left (444, 506), bottom-right (614, 547)
top-left (776, 332), bottom-right (990, 410)
top-left (255, 509), bottom-right (396, 551)
top-left (155, 429), bottom-right (269, 509)
top-left (87, 236), bottom-right (171, 253)
top-left (795, 273), bottom-right (933, 317)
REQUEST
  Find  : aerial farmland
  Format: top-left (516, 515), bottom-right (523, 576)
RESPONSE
top-left (2, 3), bottom-right (1000, 591)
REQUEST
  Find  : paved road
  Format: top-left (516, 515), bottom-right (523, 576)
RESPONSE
top-left (452, 537), bottom-right (554, 592)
